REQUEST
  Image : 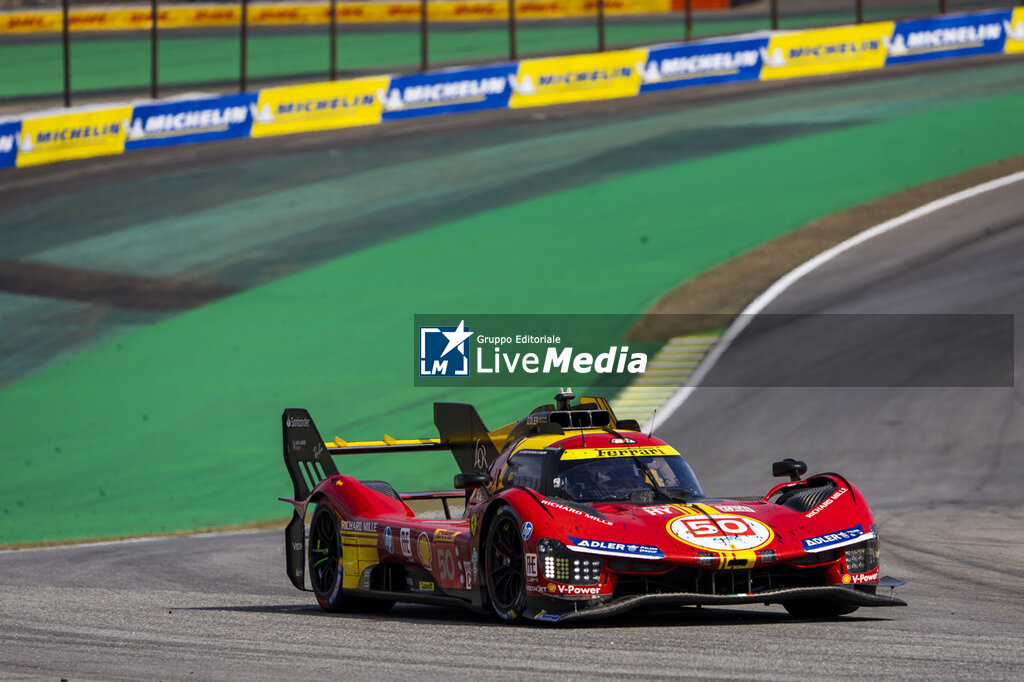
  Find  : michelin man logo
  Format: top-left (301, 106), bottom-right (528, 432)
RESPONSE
top-left (759, 46), bottom-right (787, 68)
top-left (419, 320), bottom-right (472, 377)
top-left (1005, 19), bottom-right (1024, 42)
top-left (882, 33), bottom-right (909, 57)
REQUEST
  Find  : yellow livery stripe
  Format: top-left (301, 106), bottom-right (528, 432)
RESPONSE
top-left (560, 445), bottom-right (680, 460)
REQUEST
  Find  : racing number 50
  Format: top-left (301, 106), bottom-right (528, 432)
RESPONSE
top-left (683, 517), bottom-right (755, 537)
top-left (436, 545), bottom-right (458, 583)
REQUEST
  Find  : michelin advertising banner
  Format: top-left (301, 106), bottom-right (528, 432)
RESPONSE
top-left (508, 49), bottom-right (647, 108)
top-left (0, 120), bottom-right (19, 169)
top-left (249, 77), bottom-right (389, 137)
top-left (17, 106), bottom-right (131, 167)
top-left (381, 64), bottom-right (517, 121)
top-left (1001, 7), bottom-right (1024, 54)
top-left (885, 10), bottom-right (1010, 65)
top-left (760, 22), bottom-right (893, 80)
top-left (639, 36), bottom-right (767, 93)
top-left (2, 8), bottom-right (1022, 171)
top-left (125, 94), bottom-right (256, 151)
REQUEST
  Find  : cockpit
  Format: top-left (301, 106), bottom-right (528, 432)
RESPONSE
top-left (497, 446), bottom-right (704, 504)
top-left (556, 453), bottom-right (703, 503)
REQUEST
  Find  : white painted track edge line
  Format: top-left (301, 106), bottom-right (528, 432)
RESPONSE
top-left (0, 528), bottom-right (270, 554)
top-left (647, 169), bottom-right (1024, 432)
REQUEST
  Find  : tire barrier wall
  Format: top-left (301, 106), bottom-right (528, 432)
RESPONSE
top-left (0, 0), bottom-right (730, 33)
top-left (1, 7), bottom-right (1021, 169)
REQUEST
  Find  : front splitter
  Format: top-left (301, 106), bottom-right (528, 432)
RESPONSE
top-left (525, 584), bottom-right (906, 623)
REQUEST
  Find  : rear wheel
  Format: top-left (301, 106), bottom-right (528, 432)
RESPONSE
top-left (783, 599), bottom-right (859, 618)
top-left (308, 503), bottom-right (394, 613)
top-left (485, 506), bottom-right (527, 622)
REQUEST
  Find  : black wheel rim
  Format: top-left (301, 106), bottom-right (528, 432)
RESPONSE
top-left (309, 508), bottom-right (340, 598)
top-left (487, 515), bottom-right (525, 612)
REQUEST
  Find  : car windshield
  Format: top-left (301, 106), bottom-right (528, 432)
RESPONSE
top-left (556, 455), bottom-right (704, 503)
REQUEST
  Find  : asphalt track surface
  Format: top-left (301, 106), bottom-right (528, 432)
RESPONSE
top-left (3, 176), bottom-right (1023, 680)
top-left (4, 101), bottom-right (1024, 682)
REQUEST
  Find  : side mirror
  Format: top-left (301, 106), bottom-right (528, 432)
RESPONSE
top-left (772, 458), bottom-right (807, 481)
top-left (454, 472), bottom-right (490, 490)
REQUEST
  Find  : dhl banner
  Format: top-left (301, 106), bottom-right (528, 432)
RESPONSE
top-left (508, 49), bottom-right (647, 108)
top-left (760, 22), bottom-right (894, 80)
top-left (249, 78), bottom-right (389, 138)
top-left (0, 0), bottom-right (673, 33)
top-left (16, 107), bottom-right (131, 167)
top-left (1005, 7), bottom-right (1024, 54)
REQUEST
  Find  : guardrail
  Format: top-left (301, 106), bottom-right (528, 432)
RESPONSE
top-left (1, 7), bottom-right (1021, 169)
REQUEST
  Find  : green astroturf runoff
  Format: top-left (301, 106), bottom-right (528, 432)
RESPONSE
top-left (2, 71), bottom-right (1024, 544)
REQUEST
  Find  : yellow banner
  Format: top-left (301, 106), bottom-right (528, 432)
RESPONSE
top-left (17, 107), bottom-right (131, 167)
top-left (508, 49), bottom-right (647, 108)
top-left (0, 0), bottom-right (671, 33)
top-left (760, 22), bottom-right (894, 80)
top-left (560, 445), bottom-right (680, 460)
top-left (1006, 8), bottom-right (1024, 55)
top-left (250, 78), bottom-right (388, 138)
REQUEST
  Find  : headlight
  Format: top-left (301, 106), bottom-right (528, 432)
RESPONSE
top-left (537, 538), bottom-right (602, 585)
top-left (844, 537), bottom-right (879, 574)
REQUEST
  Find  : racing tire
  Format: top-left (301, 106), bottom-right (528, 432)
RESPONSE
top-left (783, 598), bottom-right (859, 619)
top-left (484, 505), bottom-right (528, 623)
top-left (308, 503), bottom-right (395, 614)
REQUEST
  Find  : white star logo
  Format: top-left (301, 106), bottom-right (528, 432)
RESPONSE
top-left (440, 320), bottom-right (472, 359)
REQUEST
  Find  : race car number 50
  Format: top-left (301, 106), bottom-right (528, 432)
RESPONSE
top-left (668, 515), bottom-right (773, 551)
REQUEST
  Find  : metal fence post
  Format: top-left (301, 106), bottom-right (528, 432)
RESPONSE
top-left (330, 0), bottom-right (338, 80)
top-left (770, 0), bottom-right (778, 30)
top-left (508, 0), bottom-right (517, 60)
top-left (62, 0), bottom-right (71, 107)
top-left (151, 0), bottom-right (159, 99)
top-left (420, 0), bottom-right (429, 71)
top-left (939, 0), bottom-right (947, 14)
top-left (240, 0), bottom-right (248, 92)
top-left (597, 0), bottom-right (606, 52)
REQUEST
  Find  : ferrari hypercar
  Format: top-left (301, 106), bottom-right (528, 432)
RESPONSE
top-left (280, 391), bottom-right (906, 622)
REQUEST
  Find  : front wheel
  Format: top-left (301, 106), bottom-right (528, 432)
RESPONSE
top-left (484, 506), bottom-right (528, 622)
top-left (783, 599), bottom-right (859, 618)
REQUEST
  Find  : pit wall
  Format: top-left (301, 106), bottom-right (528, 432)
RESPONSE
top-left (1, 7), bottom-right (1021, 169)
top-left (0, 0), bottom-right (730, 32)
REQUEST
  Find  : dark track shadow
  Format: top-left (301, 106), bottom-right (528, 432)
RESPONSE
top-left (176, 602), bottom-right (891, 629)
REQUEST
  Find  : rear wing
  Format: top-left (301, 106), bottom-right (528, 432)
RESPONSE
top-left (282, 408), bottom-right (449, 501)
top-left (282, 404), bottom-right (502, 502)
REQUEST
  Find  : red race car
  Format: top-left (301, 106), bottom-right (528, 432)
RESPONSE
top-left (280, 391), bottom-right (906, 622)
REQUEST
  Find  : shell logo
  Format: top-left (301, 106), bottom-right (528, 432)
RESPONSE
top-left (417, 532), bottom-right (431, 569)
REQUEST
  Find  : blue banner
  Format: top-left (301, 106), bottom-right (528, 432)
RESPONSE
top-left (381, 64), bottom-right (516, 121)
top-left (124, 93), bottom-right (257, 151)
top-left (640, 36), bottom-right (768, 94)
top-left (0, 120), bottom-right (19, 168)
top-left (886, 10), bottom-right (1011, 65)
